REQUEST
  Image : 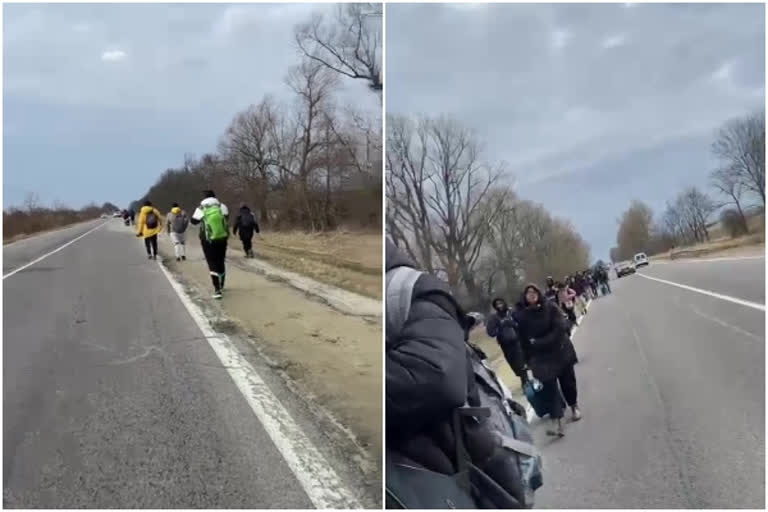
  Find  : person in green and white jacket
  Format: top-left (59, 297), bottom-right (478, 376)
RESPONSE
top-left (190, 190), bottom-right (230, 299)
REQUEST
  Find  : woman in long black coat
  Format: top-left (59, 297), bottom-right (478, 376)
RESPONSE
top-left (514, 284), bottom-right (582, 437)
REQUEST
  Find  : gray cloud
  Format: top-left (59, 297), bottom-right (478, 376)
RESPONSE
top-left (387, 3), bottom-right (764, 259)
top-left (4, 3), bottom-right (379, 208)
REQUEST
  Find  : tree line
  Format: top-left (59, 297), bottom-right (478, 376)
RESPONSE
top-left (612, 110), bottom-right (765, 261)
top-left (386, 115), bottom-right (591, 310)
top-left (3, 194), bottom-right (118, 241)
top-left (134, 4), bottom-right (382, 232)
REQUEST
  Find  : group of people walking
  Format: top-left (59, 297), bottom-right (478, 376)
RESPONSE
top-left (486, 285), bottom-right (581, 438)
top-left (543, 267), bottom-right (611, 333)
top-left (385, 239), bottom-right (622, 507)
top-left (132, 190), bottom-right (260, 300)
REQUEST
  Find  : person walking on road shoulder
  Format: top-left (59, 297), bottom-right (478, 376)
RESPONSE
top-left (514, 284), bottom-right (581, 437)
top-left (486, 297), bottom-right (527, 387)
top-left (190, 190), bottom-right (229, 300)
top-left (166, 203), bottom-right (189, 262)
top-left (136, 200), bottom-right (163, 260)
top-left (233, 203), bottom-right (260, 258)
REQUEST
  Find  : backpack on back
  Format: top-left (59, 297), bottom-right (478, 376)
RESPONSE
top-left (386, 266), bottom-right (543, 509)
top-left (202, 204), bottom-right (229, 241)
top-left (145, 211), bottom-right (159, 230)
top-left (171, 213), bottom-right (188, 234)
top-left (240, 212), bottom-right (255, 230)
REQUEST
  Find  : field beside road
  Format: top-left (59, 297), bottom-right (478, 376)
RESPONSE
top-left (651, 213), bottom-right (764, 261)
top-left (255, 230), bottom-right (381, 299)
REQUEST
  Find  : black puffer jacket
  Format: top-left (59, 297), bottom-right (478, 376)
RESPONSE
top-left (486, 300), bottom-right (526, 378)
top-left (514, 284), bottom-right (577, 382)
top-left (386, 241), bottom-right (469, 473)
top-left (386, 242), bottom-right (529, 508)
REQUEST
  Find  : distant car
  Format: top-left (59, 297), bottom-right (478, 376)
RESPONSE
top-left (616, 261), bottom-right (637, 278)
top-left (100, 214), bottom-right (109, 219)
top-left (112, 212), bottom-right (122, 218)
top-left (633, 252), bottom-right (649, 268)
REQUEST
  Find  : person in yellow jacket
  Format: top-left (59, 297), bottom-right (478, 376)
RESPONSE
top-left (136, 200), bottom-right (163, 260)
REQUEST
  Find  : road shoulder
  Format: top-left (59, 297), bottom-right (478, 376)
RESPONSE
top-left (155, 232), bottom-right (382, 508)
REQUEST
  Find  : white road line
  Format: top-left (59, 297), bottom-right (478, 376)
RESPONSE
top-left (638, 273), bottom-right (765, 311)
top-left (2, 221), bottom-right (108, 280)
top-left (688, 305), bottom-right (762, 342)
top-left (156, 261), bottom-right (361, 509)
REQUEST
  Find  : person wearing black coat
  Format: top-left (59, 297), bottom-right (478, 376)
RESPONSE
top-left (486, 297), bottom-right (526, 387)
top-left (513, 284), bottom-right (582, 437)
top-left (386, 241), bottom-right (469, 476)
top-left (386, 241), bottom-right (529, 509)
top-left (233, 204), bottom-right (260, 258)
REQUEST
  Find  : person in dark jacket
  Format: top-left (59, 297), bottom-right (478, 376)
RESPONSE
top-left (514, 284), bottom-right (582, 437)
top-left (386, 241), bottom-right (530, 508)
top-left (543, 276), bottom-right (557, 303)
top-left (596, 267), bottom-right (611, 295)
top-left (486, 297), bottom-right (526, 387)
top-left (233, 204), bottom-right (260, 258)
top-left (386, 240), bottom-right (468, 476)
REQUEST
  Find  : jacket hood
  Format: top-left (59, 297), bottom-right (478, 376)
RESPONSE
top-left (171, 207), bottom-right (182, 214)
top-left (239, 205), bottom-right (251, 212)
top-left (201, 197), bottom-right (221, 208)
top-left (519, 283), bottom-right (545, 309)
top-left (386, 238), bottom-right (415, 272)
top-left (140, 205), bottom-right (155, 214)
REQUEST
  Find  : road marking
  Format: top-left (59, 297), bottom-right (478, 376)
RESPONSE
top-left (688, 305), bottom-right (762, 342)
top-left (638, 274), bottom-right (765, 311)
top-left (156, 261), bottom-right (361, 509)
top-left (2, 221), bottom-right (108, 280)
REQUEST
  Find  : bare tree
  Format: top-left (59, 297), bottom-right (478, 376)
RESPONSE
top-left (616, 200), bottom-right (654, 260)
top-left (295, 4), bottom-right (382, 92)
top-left (286, 60), bottom-right (339, 230)
top-left (712, 110), bottom-right (765, 206)
top-left (483, 195), bottom-right (590, 298)
top-left (681, 186), bottom-right (717, 242)
top-left (386, 115), bottom-right (508, 304)
top-left (710, 165), bottom-right (749, 234)
top-left (660, 187), bottom-right (717, 246)
top-left (23, 192), bottom-right (41, 213)
top-left (218, 97), bottom-right (283, 224)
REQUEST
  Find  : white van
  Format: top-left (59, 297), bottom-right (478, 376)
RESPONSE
top-left (634, 252), bottom-right (649, 268)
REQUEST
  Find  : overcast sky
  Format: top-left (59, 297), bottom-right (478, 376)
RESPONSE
top-left (387, 3), bottom-right (765, 261)
top-left (4, 3), bottom-right (377, 210)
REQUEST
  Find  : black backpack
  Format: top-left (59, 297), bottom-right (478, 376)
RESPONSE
top-left (145, 211), bottom-right (159, 229)
top-left (386, 266), bottom-right (543, 509)
top-left (240, 212), bottom-right (255, 230)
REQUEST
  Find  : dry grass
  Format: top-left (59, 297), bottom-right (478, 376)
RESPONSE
top-left (651, 232), bottom-right (764, 261)
top-left (3, 210), bottom-right (100, 243)
top-left (652, 213), bottom-right (765, 261)
top-left (256, 230), bottom-right (382, 299)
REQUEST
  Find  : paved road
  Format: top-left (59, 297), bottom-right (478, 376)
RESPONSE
top-left (3, 220), bottom-right (105, 276)
top-left (3, 221), bottom-right (347, 508)
top-left (533, 257), bottom-right (764, 509)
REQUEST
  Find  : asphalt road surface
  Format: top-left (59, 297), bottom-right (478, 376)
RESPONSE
top-left (3, 221), bottom-right (358, 508)
top-left (533, 256), bottom-right (765, 509)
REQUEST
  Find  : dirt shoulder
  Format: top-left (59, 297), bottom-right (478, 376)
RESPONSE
top-left (255, 231), bottom-right (381, 300)
top-left (156, 230), bottom-right (382, 497)
top-left (651, 233), bottom-right (764, 261)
